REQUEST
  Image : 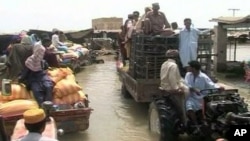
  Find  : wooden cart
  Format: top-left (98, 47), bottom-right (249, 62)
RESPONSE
top-left (2, 102), bottom-right (92, 137)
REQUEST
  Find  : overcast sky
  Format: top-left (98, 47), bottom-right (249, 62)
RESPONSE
top-left (0, 0), bottom-right (250, 33)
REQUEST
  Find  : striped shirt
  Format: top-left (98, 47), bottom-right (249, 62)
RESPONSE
top-left (25, 43), bottom-right (45, 72)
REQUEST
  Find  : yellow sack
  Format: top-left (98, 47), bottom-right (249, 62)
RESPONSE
top-left (0, 96), bottom-right (8, 104)
top-left (61, 90), bottom-right (87, 105)
top-left (65, 74), bottom-right (76, 81)
top-left (53, 98), bottom-right (65, 105)
top-left (60, 67), bottom-right (73, 75)
top-left (0, 100), bottom-right (38, 117)
top-left (0, 84), bottom-right (31, 101)
top-left (47, 67), bottom-right (73, 83)
top-left (53, 79), bottom-right (82, 98)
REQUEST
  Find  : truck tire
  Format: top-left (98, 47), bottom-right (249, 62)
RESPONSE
top-left (149, 99), bottom-right (178, 141)
top-left (121, 84), bottom-right (131, 98)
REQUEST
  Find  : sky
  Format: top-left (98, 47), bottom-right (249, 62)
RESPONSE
top-left (0, 0), bottom-right (250, 33)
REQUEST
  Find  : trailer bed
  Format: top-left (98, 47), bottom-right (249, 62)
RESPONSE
top-left (118, 67), bottom-right (161, 102)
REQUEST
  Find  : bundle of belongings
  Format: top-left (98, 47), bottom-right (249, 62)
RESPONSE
top-left (49, 29), bottom-right (89, 64)
top-left (47, 42), bottom-right (89, 65)
top-left (60, 44), bottom-right (89, 63)
top-left (0, 67), bottom-right (87, 118)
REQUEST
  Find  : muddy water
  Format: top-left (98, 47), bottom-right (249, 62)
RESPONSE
top-left (59, 56), bottom-right (157, 141)
top-left (58, 45), bottom-right (250, 141)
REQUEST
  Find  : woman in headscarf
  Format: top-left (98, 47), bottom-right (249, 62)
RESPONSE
top-left (19, 40), bottom-right (54, 107)
top-left (6, 35), bottom-right (33, 79)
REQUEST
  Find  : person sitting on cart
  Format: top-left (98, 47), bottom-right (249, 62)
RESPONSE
top-left (6, 35), bottom-right (34, 79)
top-left (19, 41), bottom-right (54, 107)
top-left (143, 3), bottom-right (173, 36)
top-left (160, 49), bottom-right (189, 123)
top-left (17, 108), bottom-right (58, 141)
top-left (185, 61), bottom-right (224, 134)
top-left (51, 29), bottom-right (68, 53)
top-left (41, 35), bottom-right (61, 68)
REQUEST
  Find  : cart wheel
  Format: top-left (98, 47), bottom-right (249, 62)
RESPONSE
top-left (121, 84), bottom-right (131, 98)
top-left (149, 100), bottom-right (178, 141)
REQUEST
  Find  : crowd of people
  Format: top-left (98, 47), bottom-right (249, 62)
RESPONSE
top-left (118, 2), bottom-right (211, 68)
top-left (0, 2), bottom-right (228, 141)
top-left (1, 29), bottom-right (88, 107)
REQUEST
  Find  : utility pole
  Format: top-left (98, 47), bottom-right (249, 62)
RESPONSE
top-left (228, 8), bottom-right (240, 61)
top-left (228, 8), bottom-right (240, 16)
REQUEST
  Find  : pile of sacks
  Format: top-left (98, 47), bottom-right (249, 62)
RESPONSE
top-left (47, 67), bottom-right (87, 105)
top-left (0, 84), bottom-right (38, 117)
top-left (0, 67), bottom-right (87, 117)
top-left (59, 44), bottom-right (89, 60)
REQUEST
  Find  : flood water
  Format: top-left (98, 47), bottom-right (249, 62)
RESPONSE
top-left (59, 56), bottom-right (157, 141)
top-left (58, 44), bottom-right (250, 141)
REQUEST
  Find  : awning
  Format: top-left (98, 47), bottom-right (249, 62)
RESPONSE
top-left (28, 28), bottom-right (94, 44)
top-left (210, 15), bottom-right (250, 24)
top-left (210, 15), bottom-right (250, 28)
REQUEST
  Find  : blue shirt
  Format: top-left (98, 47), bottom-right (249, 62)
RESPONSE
top-left (185, 71), bottom-right (219, 100)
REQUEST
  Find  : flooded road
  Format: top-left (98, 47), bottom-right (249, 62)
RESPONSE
top-left (59, 56), bottom-right (157, 141)
top-left (58, 45), bottom-right (250, 141)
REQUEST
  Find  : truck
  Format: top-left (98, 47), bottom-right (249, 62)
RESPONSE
top-left (117, 33), bottom-right (250, 141)
top-left (117, 34), bottom-right (214, 101)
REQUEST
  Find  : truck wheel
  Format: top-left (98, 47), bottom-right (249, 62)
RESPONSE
top-left (149, 100), bottom-right (178, 141)
top-left (121, 84), bottom-right (131, 98)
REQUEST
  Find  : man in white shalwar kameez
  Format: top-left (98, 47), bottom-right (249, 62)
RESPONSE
top-left (179, 18), bottom-right (210, 70)
top-left (160, 49), bottom-right (189, 123)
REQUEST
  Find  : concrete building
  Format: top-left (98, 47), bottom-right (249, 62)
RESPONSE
top-left (92, 17), bottom-right (123, 31)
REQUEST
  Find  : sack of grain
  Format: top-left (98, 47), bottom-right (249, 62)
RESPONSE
top-left (61, 90), bottom-right (87, 105)
top-left (0, 99), bottom-right (38, 117)
top-left (65, 74), bottom-right (76, 81)
top-left (53, 98), bottom-right (65, 105)
top-left (47, 67), bottom-right (73, 83)
top-left (53, 79), bottom-right (82, 98)
top-left (0, 84), bottom-right (31, 101)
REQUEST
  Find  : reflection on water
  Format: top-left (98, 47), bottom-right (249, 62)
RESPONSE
top-left (59, 56), bottom-right (157, 141)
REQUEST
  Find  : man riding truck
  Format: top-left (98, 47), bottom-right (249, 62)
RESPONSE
top-left (160, 49), bottom-right (189, 123)
top-left (122, 14), bottom-right (134, 59)
top-left (179, 18), bottom-right (211, 71)
top-left (143, 3), bottom-right (173, 36)
top-left (185, 61), bottom-right (224, 134)
top-left (135, 6), bottom-right (152, 33)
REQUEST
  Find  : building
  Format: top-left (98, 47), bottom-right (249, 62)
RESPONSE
top-left (92, 17), bottom-right (123, 31)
